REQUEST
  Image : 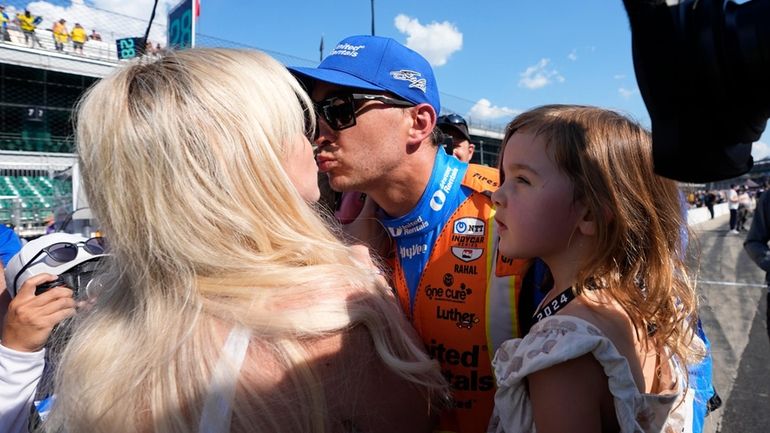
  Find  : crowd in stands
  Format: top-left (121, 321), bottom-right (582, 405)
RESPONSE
top-left (0, 6), bottom-right (161, 60)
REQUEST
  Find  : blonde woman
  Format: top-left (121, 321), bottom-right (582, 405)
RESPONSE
top-left (43, 49), bottom-right (447, 433)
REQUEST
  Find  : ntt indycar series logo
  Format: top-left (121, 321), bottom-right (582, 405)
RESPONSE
top-left (453, 217), bottom-right (485, 235)
top-left (430, 166), bottom-right (459, 212)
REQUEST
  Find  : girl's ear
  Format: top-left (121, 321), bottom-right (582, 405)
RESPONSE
top-left (576, 205), bottom-right (597, 237)
top-left (577, 204), bottom-right (613, 237)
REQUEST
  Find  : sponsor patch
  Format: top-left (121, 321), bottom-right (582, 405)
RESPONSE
top-left (436, 305), bottom-right (480, 329)
top-left (453, 217), bottom-right (485, 235)
top-left (400, 243), bottom-right (428, 259)
top-left (452, 247), bottom-right (483, 262)
top-left (389, 69), bottom-right (427, 92)
top-left (430, 189), bottom-right (446, 211)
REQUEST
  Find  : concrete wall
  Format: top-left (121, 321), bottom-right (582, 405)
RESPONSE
top-left (687, 203), bottom-right (729, 226)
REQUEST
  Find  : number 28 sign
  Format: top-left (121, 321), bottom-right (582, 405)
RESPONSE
top-left (115, 37), bottom-right (143, 60)
top-left (167, 0), bottom-right (195, 50)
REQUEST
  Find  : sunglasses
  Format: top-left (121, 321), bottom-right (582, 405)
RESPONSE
top-left (13, 237), bottom-right (107, 294)
top-left (312, 93), bottom-right (414, 136)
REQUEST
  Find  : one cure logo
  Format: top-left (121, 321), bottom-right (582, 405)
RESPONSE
top-left (424, 282), bottom-right (473, 303)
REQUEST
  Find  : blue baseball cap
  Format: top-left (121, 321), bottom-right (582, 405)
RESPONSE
top-left (289, 35), bottom-right (440, 115)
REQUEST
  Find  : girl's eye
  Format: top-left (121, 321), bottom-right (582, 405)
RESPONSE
top-left (515, 176), bottom-right (531, 185)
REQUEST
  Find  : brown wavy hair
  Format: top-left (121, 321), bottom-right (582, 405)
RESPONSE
top-left (500, 104), bottom-right (701, 365)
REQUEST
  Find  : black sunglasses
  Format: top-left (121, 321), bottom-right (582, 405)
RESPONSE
top-left (313, 93), bottom-right (414, 135)
top-left (13, 237), bottom-right (107, 293)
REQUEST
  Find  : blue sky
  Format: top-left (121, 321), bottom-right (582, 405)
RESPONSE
top-left (197, 0), bottom-right (769, 158)
top-left (13, 0), bottom-right (770, 158)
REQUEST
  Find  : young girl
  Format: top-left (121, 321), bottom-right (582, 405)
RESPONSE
top-left (489, 105), bottom-right (703, 432)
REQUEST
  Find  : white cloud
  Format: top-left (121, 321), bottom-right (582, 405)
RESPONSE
top-left (467, 98), bottom-right (521, 121)
top-left (24, 0), bottom-right (177, 45)
top-left (567, 49), bottom-right (577, 61)
top-left (613, 74), bottom-right (626, 80)
top-left (618, 86), bottom-right (637, 99)
top-left (752, 141), bottom-right (770, 161)
top-left (518, 58), bottom-right (564, 90)
top-left (394, 14), bottom-right (462, 67)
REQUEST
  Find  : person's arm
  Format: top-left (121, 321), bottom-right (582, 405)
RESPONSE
top-left (744, 192), bottom-right (770, 273)
top-left (528, 354), bottom-right (608, 433)
top-left (0, 274), bottom-right (74, 433)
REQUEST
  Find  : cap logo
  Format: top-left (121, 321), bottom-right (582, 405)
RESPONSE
top-left (389, 70), bottom-right (427, 93)
top-left (330, 43), bottom-right (366, 58)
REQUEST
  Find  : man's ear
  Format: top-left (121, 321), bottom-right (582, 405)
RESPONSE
top-left (406, 104), bottom-right (437, 145)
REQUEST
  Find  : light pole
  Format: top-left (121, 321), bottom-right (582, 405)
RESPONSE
top-left (371, 0), bottom-right (375, 36)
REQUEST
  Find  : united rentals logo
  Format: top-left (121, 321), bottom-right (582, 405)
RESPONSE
top-left (387, 216), bottom-right (428, 237)
top-left (389, 69), bottom-right (427, 92)
top-left (428, 340), bottom-right (494, 392)
top-left (330, 43), bottom-right (365, 57)
top-left (430, 190), bottom-right (446, 211)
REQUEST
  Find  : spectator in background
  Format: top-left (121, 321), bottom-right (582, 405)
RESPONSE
top-left (705, 190), bottom-right (717, 219)
top-left (89, 29), bottom-right (101, 41)
top-left (744, 191), bottom-right (770, 342)
top-left (15, 10), bottom-right (43, 48)
top-left (1, 6), bottom-right (11, 43)
top-left (51, 19), bottom-right (68, 52)
top-left (0, 225), bottom-right (21, 267)
top-left (437, 113), bottom-right (475, 163)
top-left (737, 186), bottom-right (753, 232)
top-left (728, 184), bottom-right (740, 234)
top-left (70, 23), bottom-right (86, 55)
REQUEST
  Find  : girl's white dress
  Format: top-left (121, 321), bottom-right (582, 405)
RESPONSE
top-left (488, 316), bottom-right (695, 433)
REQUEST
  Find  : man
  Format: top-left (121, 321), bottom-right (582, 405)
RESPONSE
top-left (51, 18), bottom-right (67, 52)
top-left (0, 6), bottom-right (11, 43)
top-left (70, 23), bottom-right (86, 54)
top-left (438, 114), bottom-right (475, 163)
top-left (15, 10), bottom-right (42, 48)
top-left (728, 184), bottom-right (740, 234)
top-left (291, 35), bottom-right (530, 433)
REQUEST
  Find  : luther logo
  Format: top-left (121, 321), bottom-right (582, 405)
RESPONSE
top-left (436, 306), bottom-right (480, 329)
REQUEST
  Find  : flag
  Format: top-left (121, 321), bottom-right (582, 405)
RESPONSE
top-left (195, 0), bottom-right (201, 17)
top-left (319, 35), bottom-right (324, 62)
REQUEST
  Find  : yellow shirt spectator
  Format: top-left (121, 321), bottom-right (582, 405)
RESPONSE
top-left (53, 21), bottom-right (68, 44)
top-left (16, 12), bottom-right (36, 32)
top-left (71, 25), bottom-right (87, 44)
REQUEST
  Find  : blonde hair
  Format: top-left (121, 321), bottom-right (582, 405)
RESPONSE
top-left (45, 48), bottom-right (445, 433)
top-left (500, 105), bottom-right (700, 365)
